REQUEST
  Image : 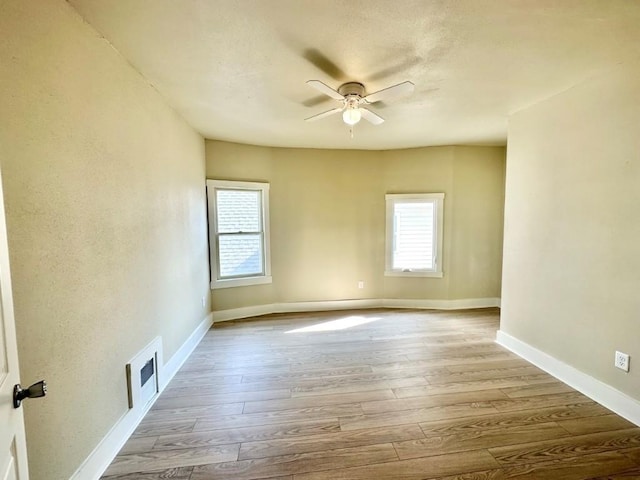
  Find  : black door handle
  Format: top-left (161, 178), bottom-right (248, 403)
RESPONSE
top-left (13, 380), bottom-right (47, 408)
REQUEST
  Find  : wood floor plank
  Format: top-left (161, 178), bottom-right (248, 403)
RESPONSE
top-left (153, 418), bottom-right (340, 451)
top-left (587, 465), bottom-right (640, 479)
top-left (290, 376), bottom-right (427, 397)
top-left (424, 469), bottom-right (506, 480)
top-left (143, 402), bottom-right (244, 423)
top-left (288, 352), bottom-right (411, 369)
top-left (622, 446), bottom-right (640, 463)
top-left (501, 451), bottom-right (638, 479)
top-left (242, 389), bottom-right (395, 414)
top-left (178, 359), bottom-right (290, 372)
top-left (490, 391), bottom-right (595, 412)
top-left (557, 413), bottom-right (636, 436)
top-left (164, 380), bottom-right (296, 397)
top-left (194, 403), bottom-right (362, 431)
top-left (500, 382), bottom-right (575, 398)
top-left (425, 366), bottom-right (543, 384)
top-left (394, 378), bottom-right (531, 398)
top-left (566, 404), bottom-right (621, 422)
top-left (370, 352), bottom-right (517, 372)
top-left (368, 390), bottom-right (509, 415)
top-left (132, 419), bottom-right (195, 438)
top-left (418, 403), bottom-right (606, 437)
top-left (102, 308), bottom-right (640, 479)
top-left (101, 466), bottom-right (194, 479)
top-left (190, 443), bottom-right (398, 480)
top-left (103, 444), bottom-right (240, 476)
top-left (167, 374), bottom-right (243, 387)
top-left (339, 402), bottom-right (499, 431)
top-left (116, 436), bottom-right (160, 456)
top-left (153, 388), bottom-right (291, 410)
top-left (292, 449), bottom-right (501, 480)
top-left (177, 363), bottom-right (291, 376)
top-left (445, 358), bottom-right (529, 373)
top-left (405, 344), bottom-right (507, 360)
top-left (489, 427), bottom-right (640, 466)
top-left (394, 422), bottom-right (571, 460)
top-left (240, 366), bottom-right (374, 384)
top-left (238, 424), bottom-right (425, 460)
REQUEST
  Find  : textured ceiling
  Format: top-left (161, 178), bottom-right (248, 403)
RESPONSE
top-left (67, 0), bottom-right (640, 150)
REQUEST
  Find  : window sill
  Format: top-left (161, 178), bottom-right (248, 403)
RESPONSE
top-left (211, 275), bottom-right (273, 290)
top-left (384, 270), bottom-right (444, 278)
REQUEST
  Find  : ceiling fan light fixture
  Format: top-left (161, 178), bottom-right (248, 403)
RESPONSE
top-left (342, 106), bottom-right (361, 125)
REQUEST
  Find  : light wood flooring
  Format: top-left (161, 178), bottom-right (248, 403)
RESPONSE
top-left (102, 308), bottom-right (640, 479)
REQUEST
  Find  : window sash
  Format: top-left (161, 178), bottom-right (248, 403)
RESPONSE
top-left (215, 188), bottom-right (263, 233)
top-left (216, 232), bottom-right (265, 279)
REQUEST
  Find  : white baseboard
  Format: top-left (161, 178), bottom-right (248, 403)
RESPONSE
top-left (496, 330), bottom-right (640, 427)
top-left (212, 297), bottom-right (501, 323)
top-left (382, 297), bottom-right (501, 310)
top-left (211, 303), bottom-right (277, 322)
top-left (277, 299), bottom-right (382, 313)
top-left (70, 312), bottom-right (214, 480)
top-left (211, 299), bottom-right (382, 322)
top-left (160, 312), bottom-right (214, 390)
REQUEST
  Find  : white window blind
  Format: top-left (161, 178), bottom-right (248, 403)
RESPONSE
top-left (385, 193), bottom-right (444, 277)
top-left (392, 201), bottom-right (435, 270)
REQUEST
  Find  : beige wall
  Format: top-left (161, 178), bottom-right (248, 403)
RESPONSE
top-left (501, 63), bottom-right (640, 400)
top-left (380, 146), bottom-right (506, 301)
top-left (0, 1), bottom-right (209, 479)
top-left (206, 141), bottom-right (506, 311)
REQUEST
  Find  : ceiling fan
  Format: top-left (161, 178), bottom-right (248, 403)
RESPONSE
top-left (304, 79), bottom-right (415, 126)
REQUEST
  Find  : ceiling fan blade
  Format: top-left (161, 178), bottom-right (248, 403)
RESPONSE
top-left (306, 80), bottom-right (344, 100)
top-left (304, 107), bottom-right (343, 122)
top-left (363, 81), bottom-right (415, 104)
top-left (360, 108), bottom-right (384, 125)
top-left (302, 49), bottom-right (347, 81)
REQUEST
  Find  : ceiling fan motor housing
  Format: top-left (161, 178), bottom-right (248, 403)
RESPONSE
top-left (338, 82), bottom-right (366, 98)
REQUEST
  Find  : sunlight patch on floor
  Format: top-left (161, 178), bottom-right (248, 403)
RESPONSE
top-left (285, 316), bottom-right (381, 333)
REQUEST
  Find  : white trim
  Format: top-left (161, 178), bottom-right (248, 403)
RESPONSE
top-left (277, 299), bottom-right (382, 313)
top-left (382, 297), bottom-right (500, 310)
top-left (212, 303), bottom-right (278, 323)
top-left (384, 271), bottom-right (444, 278)
top-left (160, 313), bottom-right (214, 390)
top-left (385, 192), bottom-right (445, 278)
top-left (211, 299), bottom-right (382, 322)
top-left (212, 297), bottom-right (501, 323)
top-left (70, 313), bottom-right (213, 480)
top-left (496, 330), bottom-right (640, 427)
top-left (206, 179), bottom-right (271, 290)
top-left (211, 274), bottom-right (272, 290)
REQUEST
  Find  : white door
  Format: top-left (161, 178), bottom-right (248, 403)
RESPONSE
top-left (0, 167), bottom-right (29, 479)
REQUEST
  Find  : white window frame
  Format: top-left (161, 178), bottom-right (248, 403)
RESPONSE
top-left (385, 193), bottom-right (444, 278)
top-left (206, 179), bottom-right (272, 289)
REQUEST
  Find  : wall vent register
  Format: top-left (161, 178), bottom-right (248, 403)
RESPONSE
top-left (126, 337), bottom-right (162, 410)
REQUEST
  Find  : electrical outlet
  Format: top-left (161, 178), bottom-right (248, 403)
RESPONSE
top-left (614, 351), bottom-right (630, 372)
top-left (201, 296), bottom-right (206, 308)
top-left (357, 281), bottom-right (364, 289)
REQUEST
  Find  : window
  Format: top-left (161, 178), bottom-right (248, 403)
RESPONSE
top-left (385, 193), bottom-right (444, 277)
top-left (206, 180), bottom-right (272, 289)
